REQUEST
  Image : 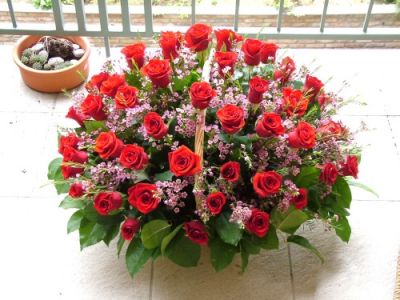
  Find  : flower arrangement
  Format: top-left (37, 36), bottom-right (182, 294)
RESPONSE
top-left (48, 23), bottom-right (365, 277)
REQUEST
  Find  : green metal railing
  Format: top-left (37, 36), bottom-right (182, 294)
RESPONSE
top-left (2, 0), bottom-right (400, 57)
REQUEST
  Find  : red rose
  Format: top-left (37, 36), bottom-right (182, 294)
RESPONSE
top-left (69, 182), bottom-right (85, 198)
top-left (216, 104), bottom-right (245, 134)
top-left (317, 93), bottom-right (332, 107)
top-left (320, 163), bottom-right (338, 185)
top-left (274, 56), bottom-right (296, 83)
top-left (260, 42), bottom-right (279, 63)
top-left (121, 42), bottom-right (146, 69)
top-left (317, 120), bottom-right (344, 137)
top-left (143, 112), bottom-right (168, 140)
top-left (241, 38), bottom-right (262, 66)
top-left (58, 133), bottom-right (80, 155)
top-left (220, 161), bottom-right (241, 182)
top-left (341, 156), bottom-right (359, 179)
top-left (121, 218), bottom-right (141, 241)
top-left (189, 81), bottom-right (216, 110)
top-left (291, 188), bottom-right (308, 210)
top-left (304, 75), bottom-right (324, 101)
top-left (183, 220), bottom-right (208, 245)
top-left (159, 31), bottom-right (182, 59)
top-left (100, 74), bottom-right (126, 97)
top-left (248, 76), bottom-right (269, 104)
top-left (66, 106), bottom-right (88, 127)
top-left (63, 146), bottom-right (88, 164)
top-left (119, 144), bottom-right (148, 170)
top-left (253, 171), bottom-right (282, 198)
top-left (61, 165), bottom-right (83, 179)
top-left (168, 145), bottom-right (201, 177)
top-left (215, 51), bottom-right (238, 77)
top-left (141, 59), bottom-right (172, 88)
top-left (128, 183), bottom-right (160, 214)
top-left (282, 87), bottom-right (309, 117)
top-left (115, 85), bottom-right (139, 109)
top-left (94, 192), bottom-right (122, 215)
top-left (80, 94), bottom-right (107, 121)
top-left (184, 23), bottom-right (212, 52)
top-left (206, 192), bottom-right (227, 215)
top-left (85, 72), bottom-right (109, 91)
top-left (215, 29), bottom-right (242, 52)
top-left (256, 112), bottom-right (285, 138)
top-left (94, 131), bottom-right (124, 160)
top-left (246, 209), bottom-right (270, 238)
top-left (288, 121), bottom-right (316, 149)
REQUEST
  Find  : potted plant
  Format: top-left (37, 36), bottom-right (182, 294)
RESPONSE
top-left (13, 35), bottom-right (91, 93)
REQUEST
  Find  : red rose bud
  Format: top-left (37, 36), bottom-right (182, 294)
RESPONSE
top-left (58, 133), bottom-right (80, 155)
top-left (80, 94), bottom-right (107, 121)
top-left (282, 87), bottom-right (309, 117)
top-left (241, 38), bottom-right (262, 66)
top-left (320, 163), bottom-right (338, 185)
top-left (304, 74), bottom-right (324, 101)
top-left (128, 183), bottom-right (160, 214)
top-left (143, 112), bottom-right (168, 140)
top-left (159, 31), bottom-right (182, 59)
top-left (206, 192), bottom-right (227, 216)
top-left (215, 51), bottom-right (238, 77)
top-left (100, 74), bottom-right (126, 97)
top-left (216, 104), bottom-right (245, 134)
top-left (121, 42), bottom-right (146, 69)
top-left (61, 165), bottom-right (84, 179)
top-left (274, 56), bottom-right (295, 83)
top-left (119, 144), bottom-right (149, 170)
top-left (66, 106), bottom-right (89, 127)
top-left (184, 23), bottom-right (212, 52)
top-left (183, 220), bottom-right (208, 245)
top-left (220, 161), bottom-right (241, 182)
top-left (114, 85), bottom-right (139, 109)
top-left (94, 192), bottom-right (122, 215)
top-left (63, 146), bottom-right (88, 164)
top-left (248, 75), bottom-right (269, 104)
top-left (94, 131), bottom-right (124, 160)
top-left (317, 93), bottom-right (332, 107)
top-left (246, 209), bottom-right (270, 238)
top-left (141, 59), bottom-right (172, 88)
top-left (256, 112), bottom-right (285, 138)
top-left (215, 29), bottom-right (242, 52)
top-left (85, 72), bottom-right (109, 91)
top-left (69, 182), bottom-right (85, 198)
top-left (121, 218), bottom-right (140, 241)
top-left (317, 120), bottom-right (344, 137)
top-left (260, 42), bottom-right (278, 63)
top-left (288, 121), bottom-right (316, 149)
top-left (341, 156), bottom-right (359, 179)
top-left (291, 188), bottom-right (308, 210)
top-left (253, 171), bottom-right (282, 198)
top-left (189, 81), bottom-right (216, 110)
top-left (168, 145), bottom-right (201, 177)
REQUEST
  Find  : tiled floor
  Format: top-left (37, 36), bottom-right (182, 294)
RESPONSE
top-left (0, 46), bottom-right (399, 300)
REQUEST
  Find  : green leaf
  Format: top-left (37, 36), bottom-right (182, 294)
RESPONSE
top-left (154, 170), bottom-right (174, 182)
top-left (84, 120), bottom-right (107, 133)
top-left (67, 210), bottom-right (84, 234)
top-left (292, 80), bottom-right (304, 90)
top-left (152, 247), bottom-right (161, 260)
top-left (240, 249), bottom-right (250, 273)
top-left (48, 157), bottom-right (62, 180)
top-left (241, 236), bottom-right (260, 255)
top-left (287, 235), bottom-right (324, 263)
top-left (251, 224), bottom-right (279, 250)
top-left (82, 204), bottom-right (123, 225)
top-left (172, 71), bottom-right (200, 92)
top-left (133, 170), bottom-right (149, 183)
top-left (125, 70), bottom-right (142, 89)
top-left (117, 235), bottom-right (125, 258)
top-left (126, 238), bottom-right (153, 278)
top-left (215, 211), bottom-right (243, 246)
top-left (79, 218), bottom-right (108, 250)
top-left (293, 166), bottom-right (320, 188)
top-left (273, 208), bottom-right (309, 234)
top-left (103, 223), bottom-right (120, 246)
top-left (166, 231), bottom-right (201, 267)
top-left (141, 220), bottom-right (171, 249)
top-left (48, 157), bottom-right (70, 194)
top-left (332, 216), bottom-right (351, 242)
top-left (333, 177), bottom-right (352, 209)
top-left (59, 196), bottom-right (85, 209)
top-left (347, 179), bottom-right (379, 198)
top-left (161, 224), bottom-right (183, 255)
top-left (210, 236), bottom-right (237, 272)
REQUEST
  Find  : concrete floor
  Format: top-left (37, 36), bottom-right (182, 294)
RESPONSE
top-left (0, 46), bottom-right (399, 300)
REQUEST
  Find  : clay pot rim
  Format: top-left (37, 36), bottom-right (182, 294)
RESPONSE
top-left (12, 35), bottom-right (91, 75)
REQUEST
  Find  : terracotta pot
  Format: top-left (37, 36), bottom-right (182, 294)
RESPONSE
top-left (13, 35), bottom-right (91, 93)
